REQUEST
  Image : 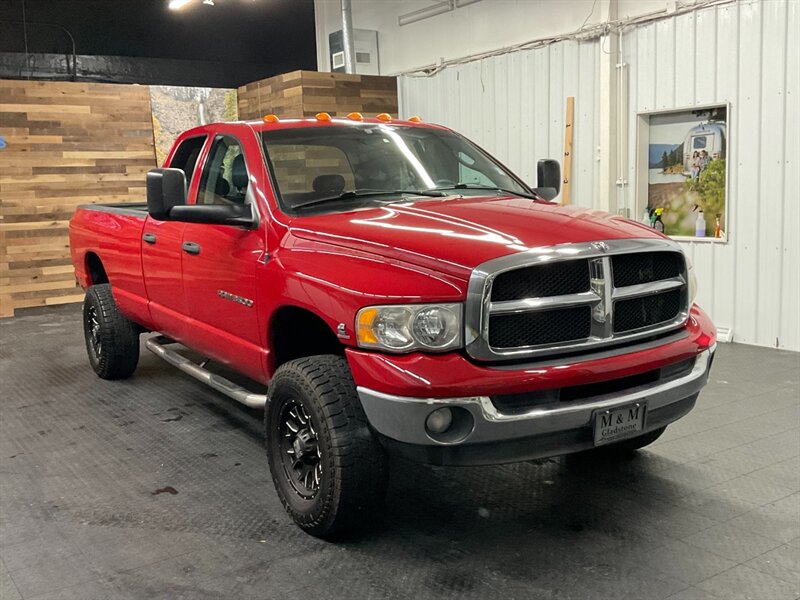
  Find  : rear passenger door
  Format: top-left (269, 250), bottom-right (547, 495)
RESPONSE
top-left (142, 134), bottom-right (206, 338)
top-left (179, 133), bottom-right (267, 381)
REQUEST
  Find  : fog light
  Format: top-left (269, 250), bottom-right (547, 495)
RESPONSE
top-left (425, 407), bottom-right (453, 434)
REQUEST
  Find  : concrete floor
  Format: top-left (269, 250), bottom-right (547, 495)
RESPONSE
top-left (0, 304), bottom-right (798, 600)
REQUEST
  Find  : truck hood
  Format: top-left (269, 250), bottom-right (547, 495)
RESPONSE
top-left (287, 195), bottom-right (661, 279)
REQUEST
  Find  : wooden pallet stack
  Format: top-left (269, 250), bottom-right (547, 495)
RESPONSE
top-left (0, 80), bottom-right (157, 317)
top-left (237, 70), bottom-right (398, 120)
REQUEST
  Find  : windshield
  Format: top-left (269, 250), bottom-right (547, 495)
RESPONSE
top-left (260, 123), bottom-right (532, 214)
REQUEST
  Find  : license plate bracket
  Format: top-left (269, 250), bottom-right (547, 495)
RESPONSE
top-left (593, 402), bottom-right (647, 446)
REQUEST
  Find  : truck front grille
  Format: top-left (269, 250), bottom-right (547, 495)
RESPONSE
top-left (465, 239), bottom-right (691, 361)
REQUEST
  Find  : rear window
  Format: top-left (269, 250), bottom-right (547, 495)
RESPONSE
top-left (267, 144), bottom-right (356, 194)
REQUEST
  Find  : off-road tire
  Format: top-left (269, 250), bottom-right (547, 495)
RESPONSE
top-left (83, 284), bottom-right (140, 380)
top-left (265, 355), bottom-right (388, 538)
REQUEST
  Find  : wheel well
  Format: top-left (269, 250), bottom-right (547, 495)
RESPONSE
top-left (86, 252), bottom-right (108, 285)
top-left (271, 306), bottom-right (343, 369)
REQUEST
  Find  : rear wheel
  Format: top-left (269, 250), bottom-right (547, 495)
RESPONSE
top-left (83, 284), bottom-right (140, 380)
top-left (265, 355), bottom-right (388, 538)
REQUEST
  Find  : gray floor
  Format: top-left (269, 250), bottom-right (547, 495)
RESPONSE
top-left (1, 305), bottom-right (798, 600)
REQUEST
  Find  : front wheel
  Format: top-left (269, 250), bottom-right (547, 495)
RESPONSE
top-left (265, 355), bottom-right (388, 538)
top-left (83, 284), bottom-right (140, 380)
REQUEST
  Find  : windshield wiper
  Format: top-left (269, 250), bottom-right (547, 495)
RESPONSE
top-left (293, 189), bottom-right (446, 210)
top-left (434, 183), bottom-right (535, 199)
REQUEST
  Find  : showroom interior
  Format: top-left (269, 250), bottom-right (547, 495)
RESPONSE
top-left (0, 0), bottom-right (798, 598)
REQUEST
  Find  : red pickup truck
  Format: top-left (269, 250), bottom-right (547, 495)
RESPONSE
top-left (70, 114), bottom-right (716, 537)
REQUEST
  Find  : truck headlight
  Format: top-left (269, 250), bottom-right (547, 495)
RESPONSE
top-left (686, 254), bottom-right (698, 303)
top-left (356, 303), bottom-right (462, 352)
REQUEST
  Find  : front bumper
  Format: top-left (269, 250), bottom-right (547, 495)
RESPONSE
top-left (357, 346), bottom-right (714, 465)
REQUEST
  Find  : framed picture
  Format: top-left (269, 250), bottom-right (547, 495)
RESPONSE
top-left (635, 103), bottom-right (729, 242)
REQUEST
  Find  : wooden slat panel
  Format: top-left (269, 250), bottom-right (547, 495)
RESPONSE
top-left (236, 70), bottom-right (398, 120)
top-left (0, 79), bottom-right (157, 318)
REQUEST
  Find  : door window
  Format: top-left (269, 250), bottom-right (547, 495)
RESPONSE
top-left (197, 135), bottom-right (250, 205)
top-left (169, 136), bottom-right (206, 185)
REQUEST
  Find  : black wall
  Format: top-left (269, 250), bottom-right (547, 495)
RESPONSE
top-left (0, 0), bottom-right (317, 87)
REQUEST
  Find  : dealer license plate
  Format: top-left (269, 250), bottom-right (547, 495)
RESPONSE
top-left (593, 402), bottom-right (646, 446)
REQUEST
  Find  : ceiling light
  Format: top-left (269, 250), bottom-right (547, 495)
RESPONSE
top-left (168, 0), bottom-right (193, 10)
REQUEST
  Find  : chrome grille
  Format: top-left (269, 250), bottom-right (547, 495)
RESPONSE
top-left (465, 239), bottom-right (690, 361)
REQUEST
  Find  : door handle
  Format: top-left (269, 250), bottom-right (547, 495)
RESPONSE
top-left (182, 241), bottom-right (201, 255)
top-left (142, 232), bottom-right (157, 244)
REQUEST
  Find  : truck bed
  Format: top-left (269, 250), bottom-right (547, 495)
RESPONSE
top-left (77, 202), bottom-right (149, 217)
top-left (70, 202), bottom-right (151, 326)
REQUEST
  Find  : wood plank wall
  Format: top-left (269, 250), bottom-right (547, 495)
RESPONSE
top-left (0, 80), bottom-right (156, 317)
top-left (0, 72), bottom-right (395, 318)
top-left (237, 70), bottom-right (398, 120)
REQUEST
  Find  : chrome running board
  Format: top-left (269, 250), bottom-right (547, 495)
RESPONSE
top-left (144, 336), bottom-right (267, 409)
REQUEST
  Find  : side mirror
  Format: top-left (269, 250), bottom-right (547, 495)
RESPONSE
top-left (168, 203), bottom-right (256, 228)
top-left (534, 159), bottom-right (561, 201)
top-left (146, 168), bottom-right (187, 220)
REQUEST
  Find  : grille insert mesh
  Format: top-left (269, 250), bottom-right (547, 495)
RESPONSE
top-left (612, 252), bottom-right (684, 287)
top-left (491, 259), bottom-right (590, 302)
top-left (489, 306), bottom-right (592, 349)
top-left (613, 289), bottom-right (683, 333)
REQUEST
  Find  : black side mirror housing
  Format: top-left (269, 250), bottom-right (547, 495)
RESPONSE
top-left (146, 168), bottom-right (187, 220)
top-left (534, 159), bottom-right (561, 201)
top-left (168, 203), bottom-right (256, 228)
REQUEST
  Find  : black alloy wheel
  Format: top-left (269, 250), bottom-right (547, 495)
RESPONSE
top-left (277, 400), bottom-right (323, 498)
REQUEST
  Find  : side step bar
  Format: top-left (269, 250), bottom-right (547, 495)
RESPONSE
top-left (144, 336), bottom-right (267, 409)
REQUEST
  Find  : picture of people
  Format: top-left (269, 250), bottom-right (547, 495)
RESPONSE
top-left (646, 106), bottom-right (727, 239)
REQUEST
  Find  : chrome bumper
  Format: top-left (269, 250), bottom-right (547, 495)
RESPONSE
top-left (357, 345), bottom-right (715, 460)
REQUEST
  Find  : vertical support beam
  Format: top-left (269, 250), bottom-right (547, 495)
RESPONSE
top-left (598, 0), bottom-right (619, 214)
top-left (562, 96), bottom-right (575, 204)
top-left (341, 0), bottom-right (357, 74)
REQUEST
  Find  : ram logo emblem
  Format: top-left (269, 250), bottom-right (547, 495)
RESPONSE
top-left (591, 241), bottom-right (610, 253)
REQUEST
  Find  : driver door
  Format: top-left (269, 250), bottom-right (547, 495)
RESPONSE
top-left (179, 132), bottom-right (267, 380)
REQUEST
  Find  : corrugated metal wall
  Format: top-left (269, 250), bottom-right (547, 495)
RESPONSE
top-left (398, 39), bottom-right (603, 209)
top-left (621, 0), bottom-right (799, 350)
top-left (399, 0), bottom-right (799, 351)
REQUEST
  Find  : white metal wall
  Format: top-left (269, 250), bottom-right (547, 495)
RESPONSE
top-left (399, 0), bottom-right (799, 350)
top-left (621, 0), bottom-right (799, 350)
top-left (398, 39), bottom-right (603, 209)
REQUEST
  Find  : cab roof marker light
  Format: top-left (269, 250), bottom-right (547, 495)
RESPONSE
top-left (315, 112), bottom-right (332, 121)
top-left (262, 114), bottom-right (280, 123)
top-left (408, 116), bottom-right (423, 123)
top-left (347, 112), bottom-right (364, 121)
top-left (376, 113), bottom-right (393, 122)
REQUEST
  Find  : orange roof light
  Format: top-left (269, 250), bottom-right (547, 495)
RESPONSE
top-left (376, 113), bottom-right (392, 122)
top-left (315, 112), bottom-right (332, 121)
top-left (408, 116), bottom-right (423, 123)
top-left (262, 114), bottom-right (280, 123)
top-left (347, 112), bottom-right (364, 121)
